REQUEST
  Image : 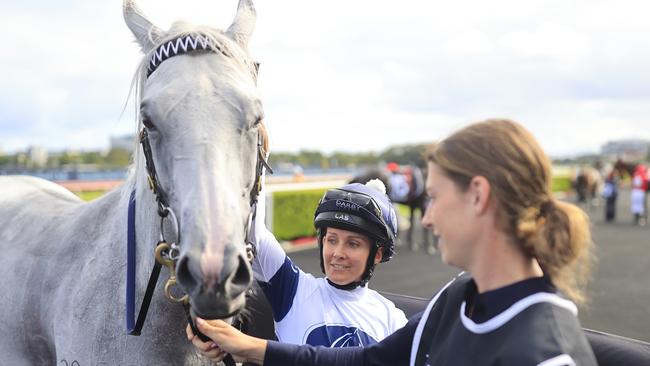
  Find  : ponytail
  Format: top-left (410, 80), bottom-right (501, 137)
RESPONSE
top-left (517, 199), bottom-right (593, 304)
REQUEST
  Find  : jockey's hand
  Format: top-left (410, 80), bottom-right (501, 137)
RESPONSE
top-left (195, 317), bottom-right (267, 365)
top-left (186, 324), bottom-right (228, 363)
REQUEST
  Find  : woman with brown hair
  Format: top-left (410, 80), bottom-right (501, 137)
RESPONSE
top-left (191, 119), bottom-right (597, 366)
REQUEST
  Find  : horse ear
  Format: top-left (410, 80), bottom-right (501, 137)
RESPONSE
top-left (226, 0), bottom-right (256, 49)
top-left (123, 0), bottom-right (163, 53)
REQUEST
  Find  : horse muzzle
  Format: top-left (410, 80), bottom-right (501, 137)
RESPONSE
top-left (176, 247), bottom-right (252, 319)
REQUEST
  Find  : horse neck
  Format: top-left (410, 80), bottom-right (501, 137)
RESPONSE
top-left (627, 163), bottom-right (638, 176)
top-left (614, 161), bottom-right (635, 177)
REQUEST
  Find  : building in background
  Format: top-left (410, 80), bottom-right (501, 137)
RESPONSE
top-left (110, 134), bottom-right (136, 153)
top-left (601, 139), bottom-right (650, 161)
top-left (27, 145), bottom-right (48, 167)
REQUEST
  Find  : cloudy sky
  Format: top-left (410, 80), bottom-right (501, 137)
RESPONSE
top-left (2, 0), bottom-right (649, 157)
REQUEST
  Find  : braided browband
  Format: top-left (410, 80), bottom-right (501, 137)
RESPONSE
top-left (147, 34), bottom-right (225, 77)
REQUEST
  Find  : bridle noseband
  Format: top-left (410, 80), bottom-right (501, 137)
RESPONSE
top-left (126, 34), bottom-right (272, 361)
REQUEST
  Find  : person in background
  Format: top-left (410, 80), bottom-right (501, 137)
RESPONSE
top-left (602, 170), bottom-right (619, 222)
top-left (386, 162), bottom-right (411, 203)
top-left (631, 164), bottom-right (648, 226)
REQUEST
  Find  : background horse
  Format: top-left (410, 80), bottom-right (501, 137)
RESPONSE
top-left (350, 164), bottom-right (436, 254)
top-left (571, 165), bottom-right (604, 209)
top-left (0, 0), bottom-right (264, 364)
top-left (613, 159), bottom-right (642, 180)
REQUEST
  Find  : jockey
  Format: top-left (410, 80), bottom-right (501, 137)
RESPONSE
top-left (188, 179), bottom-right (407, 361)
top-left (386, 162), bottom-right (425, 204)
top-left (313, 179), bottom-right (399, 289)
top-left (386, 162), bottom-right (411, 203)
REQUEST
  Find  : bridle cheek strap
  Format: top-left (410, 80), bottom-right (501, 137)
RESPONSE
top-left (127, 129), bottom-right (271, 337)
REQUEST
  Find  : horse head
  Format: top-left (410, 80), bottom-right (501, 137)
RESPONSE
top-left (124, 0), bottom-right (265, 320)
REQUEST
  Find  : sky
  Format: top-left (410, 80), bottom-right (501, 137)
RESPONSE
top-left (1, 0), bottom-right (649, 158)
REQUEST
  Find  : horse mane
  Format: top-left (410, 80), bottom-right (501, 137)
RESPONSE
top-left (121, 22), bottom-right (261, 202)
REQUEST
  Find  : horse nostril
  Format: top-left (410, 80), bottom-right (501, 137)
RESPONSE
top-left (225, 254), bottom-right (252, 298)
top-left (175, 255), bottom-right (197, 295)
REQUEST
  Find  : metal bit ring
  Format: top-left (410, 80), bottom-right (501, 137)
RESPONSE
top-left (159, 206), bottom-right (180, 245)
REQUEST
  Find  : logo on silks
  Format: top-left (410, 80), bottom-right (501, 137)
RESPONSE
top-left (305, 325), bottom-right (378, 347)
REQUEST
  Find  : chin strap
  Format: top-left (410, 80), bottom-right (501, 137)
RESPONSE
top-left (326, 277), bottom-right (365, 290)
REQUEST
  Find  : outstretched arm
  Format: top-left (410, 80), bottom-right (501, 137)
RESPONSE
top-left (194, 314), bottom-right (422, 366)
top-left (193, 318), bottom-right (268, 365)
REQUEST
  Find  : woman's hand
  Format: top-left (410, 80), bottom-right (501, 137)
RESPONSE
top-left (188, 318), bottom-right (268, 365)
top-left (186, 324), bottom-right (228, 363)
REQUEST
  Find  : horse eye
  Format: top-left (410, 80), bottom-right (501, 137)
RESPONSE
top-left (142, 117), bottom-right (156, 130)
top-left (253, 116), bottom-right (263, 127)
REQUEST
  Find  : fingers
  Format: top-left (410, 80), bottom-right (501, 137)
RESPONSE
top-left (197, 318), bottom-right (229, 329)
top-left (191, 336), bottom-right (217, 353)
top-left (193, 318), bottom-right (267, 364)
top-left (195, 318), bottom-right (230, 341)
top-left (185, 324), bottom-right (194, 341)
top-left (199, 344), bottom-right (227, 362)
top-left (187, 323), bottom-right (228, 362)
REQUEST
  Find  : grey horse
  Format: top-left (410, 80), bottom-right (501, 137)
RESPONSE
top-left (0, 0), bottom-right (266, 364)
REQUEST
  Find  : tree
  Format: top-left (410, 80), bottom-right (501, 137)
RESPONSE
top-left (296, 150), bottom-right (325, 168)
top-left (329, 152), bottom-right (358, 168)
top-left (59, 151), bottom-right (82, 166)
top-left (81, 151), bottom-right (104, 165)
top-left (0, 154), bottom-right (11, 167)
top-left (268, 152), bottom-right (299, 166)
top-left (105, 148), bottom-right (132, 168)
top-left (379, 143), bottom-right (429, 167)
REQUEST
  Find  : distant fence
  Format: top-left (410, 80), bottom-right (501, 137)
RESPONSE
top-left (58, 172), bottom-right (573, 241)
top-left (56, 179), bottom-right (124, 192)
top-left (55, 174), bottom-right (351, 193)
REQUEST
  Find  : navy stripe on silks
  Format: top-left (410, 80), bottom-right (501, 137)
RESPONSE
top-left (126, 190), bottom-right (137, 333)
top-left (260, 256), bottom-right (300, 322)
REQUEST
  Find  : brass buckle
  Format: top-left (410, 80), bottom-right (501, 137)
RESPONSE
top-left (154, 242), bottom-right (189, 304)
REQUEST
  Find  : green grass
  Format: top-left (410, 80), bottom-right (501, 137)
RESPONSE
top-left (551, 175), bottom-right (571, 193)
top-left (272, 189), bottom-right (327, 240)
top-left (76, 190), bottom-right (106, 201)
top-left (396, 203), bottom-right (411, 218)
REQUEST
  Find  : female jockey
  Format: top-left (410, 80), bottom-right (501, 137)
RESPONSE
top-left (192, 119), bottom-right (597, 366)
top-left (188, 179), bottom-right (407, 362)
